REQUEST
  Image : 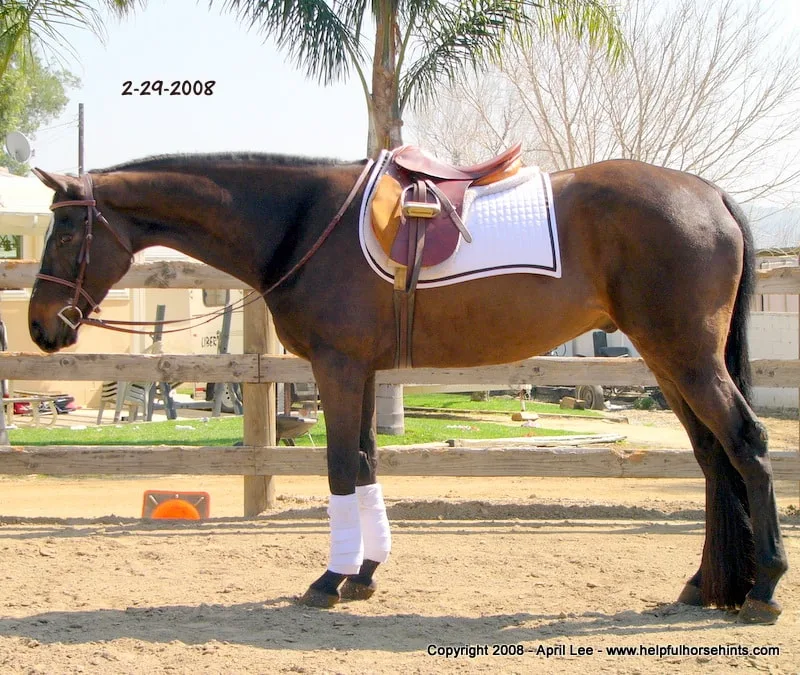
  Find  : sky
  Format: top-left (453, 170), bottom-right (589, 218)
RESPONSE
top-left (18, 0), bottom-right (800, 184)
top-left (29, 0), bottom-right (370, 174)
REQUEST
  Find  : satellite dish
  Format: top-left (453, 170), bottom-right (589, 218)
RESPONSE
top-left (5, 131), bottom-right (32, 163)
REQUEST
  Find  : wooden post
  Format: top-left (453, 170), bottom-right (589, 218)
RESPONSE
top-left (0, 316), bottom-right (7, 445)
top-left (243, 299), bottom-right (278, 515)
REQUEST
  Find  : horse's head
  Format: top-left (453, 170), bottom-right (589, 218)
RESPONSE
top-left (29, 169), bottom-right (134, 352)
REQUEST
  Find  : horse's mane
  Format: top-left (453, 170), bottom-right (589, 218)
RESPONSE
top-left (93, 152), bottom-right (361, 173)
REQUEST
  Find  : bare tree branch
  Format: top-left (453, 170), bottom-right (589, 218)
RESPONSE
top-left (410, 0), bottom-right (800, 209)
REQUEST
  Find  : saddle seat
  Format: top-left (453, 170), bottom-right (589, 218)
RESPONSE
top-left (392, 142), bottom-right (523, 181)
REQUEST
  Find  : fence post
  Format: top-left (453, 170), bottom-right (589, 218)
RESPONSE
top-left (243, 299), bottom-right (278, 515)
top-left (0, 316), bottom-right (7, 445)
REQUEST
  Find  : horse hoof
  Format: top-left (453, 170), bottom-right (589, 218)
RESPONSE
top-left (676, 583), bottom-right (703, 606)
top-left (297, 587), bottom-right (340, 608)
top-left (738, 598), bottom-right (781, 625)
top-left (340, 578), bottom-right (377, 601)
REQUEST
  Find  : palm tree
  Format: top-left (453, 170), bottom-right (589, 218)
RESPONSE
top-left (218, 0), bottom-right (623, 155)
top-left (0, 0), bottom-right (142, 79)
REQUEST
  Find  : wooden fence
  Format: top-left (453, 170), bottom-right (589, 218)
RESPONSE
top-left (1, 260), bottom-right (798, 516)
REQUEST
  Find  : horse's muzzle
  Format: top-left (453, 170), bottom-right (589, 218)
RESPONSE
top-left (29, 318), bottom-right (77, 353)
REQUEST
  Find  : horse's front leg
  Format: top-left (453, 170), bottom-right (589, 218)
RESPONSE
top-left (299, 355), bottom-right (381, 608)
top-left (340, 373), bottom-right (391, 600)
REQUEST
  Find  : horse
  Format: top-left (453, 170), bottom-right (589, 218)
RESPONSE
top-left (27, 151), bottom-right (787, 624)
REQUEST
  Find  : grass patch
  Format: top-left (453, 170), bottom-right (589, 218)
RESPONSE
top-left (404, 393), bottom-right (602, 417)
top-left (8, 417), bottom-right (245, 447)
top-left (8, 414), bottom-right (577, 447)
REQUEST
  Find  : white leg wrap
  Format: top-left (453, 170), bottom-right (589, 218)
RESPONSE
top-left (356, 483), bottom-right (392, 564)
top-left (327, 494), bottom-right (364, 575)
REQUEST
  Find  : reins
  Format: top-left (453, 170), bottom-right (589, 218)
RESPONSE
top-left (37, 159), bottom-right (374, 335)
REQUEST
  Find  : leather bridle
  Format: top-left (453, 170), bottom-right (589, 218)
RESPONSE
top-left (36, 173), bottom-right (134, 330)
top-left (35, 159), bottom-right (374, 334)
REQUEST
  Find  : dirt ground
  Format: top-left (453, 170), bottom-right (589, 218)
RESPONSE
top-left (0, 408), bottom-right (798, 673)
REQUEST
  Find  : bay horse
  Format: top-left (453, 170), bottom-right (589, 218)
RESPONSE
top-left (28, 151), bottom-right (786, 623)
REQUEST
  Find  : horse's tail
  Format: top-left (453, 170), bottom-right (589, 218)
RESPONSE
top-left (723, 190), bottom-right (756, 405)
top-left (699, 183), bottom-right (757, 609)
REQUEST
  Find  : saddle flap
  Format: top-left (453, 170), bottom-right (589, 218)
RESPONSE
top-left (370, 173), bottom-right (467, 268)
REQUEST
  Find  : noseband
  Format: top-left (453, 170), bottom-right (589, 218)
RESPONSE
top-left (36, 173), bottom-right (133, 329)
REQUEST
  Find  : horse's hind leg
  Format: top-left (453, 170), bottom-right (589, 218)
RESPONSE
top-left (654, 378), bottom-right (753, 609)
top-left (340, 373), bottom-right (392, 601)
top-left (661, 362), bottom-right (787, 623)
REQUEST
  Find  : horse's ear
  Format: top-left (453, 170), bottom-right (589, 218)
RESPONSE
top-left (32, 168), bottom-right (71, 194)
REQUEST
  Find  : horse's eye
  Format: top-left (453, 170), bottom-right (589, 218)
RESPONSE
top-left (58, 233), bottom-right (73, 246)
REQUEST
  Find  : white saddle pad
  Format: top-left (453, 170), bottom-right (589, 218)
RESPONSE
top-left (359, 153), bottom-right (561, 287)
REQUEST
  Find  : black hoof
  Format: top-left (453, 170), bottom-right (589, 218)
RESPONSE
top-left (676, 582), bottom-right (703, 607)
top-left (297, 586), bottom-right (340, 608)
top-left (738, 598), bottom-right (781, 624)
top-left (340, 578), bottom-right (377, 601)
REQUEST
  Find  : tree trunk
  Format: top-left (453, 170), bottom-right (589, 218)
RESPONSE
top-left (368, 12), bottom-right (406, 429)
top-left (368, 14), bottom-right (403, 157)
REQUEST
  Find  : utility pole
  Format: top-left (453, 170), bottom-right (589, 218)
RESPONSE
top-left (78, 103), bottom-right (84, 175)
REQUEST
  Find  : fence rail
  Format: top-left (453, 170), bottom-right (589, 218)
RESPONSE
top-left (1, 260), bottom-right (797, 515)
top-left (0, 353), bottom-right (797, 388)
top-left (0, 445), bottom-right (798, 480)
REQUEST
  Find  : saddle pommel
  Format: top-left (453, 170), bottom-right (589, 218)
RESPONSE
top-left (392, 143), bottom-right (523, 181)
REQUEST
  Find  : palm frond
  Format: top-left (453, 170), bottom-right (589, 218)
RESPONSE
top-left (0, 1), bottom-right (143, 79)
top-left (102, 0), bottom-right (148, 17)
top-left (1, 1), bottom-right (103, 77)
top-left (339, 0), bottom-right (368, 43)
top-left (399, 0), bottom-right (532, 112)
top-left (216, 0), bottom-right (364, 84)
top-left (538, 0), bottom-right (624, 63)
top-left (400, 0), bottom-right (623, 112)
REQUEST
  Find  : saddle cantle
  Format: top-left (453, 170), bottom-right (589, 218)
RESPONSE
top-left (371, 143), bottom-right (523, 268)
top-left (369, 143), bottom-right (524, 368)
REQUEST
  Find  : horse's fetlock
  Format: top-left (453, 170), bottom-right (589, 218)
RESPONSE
top-left (766, 554), bottom-right (789, 578)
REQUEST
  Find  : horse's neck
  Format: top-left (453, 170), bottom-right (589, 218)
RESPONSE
top-left (97, 170), bottom-right (291, 291)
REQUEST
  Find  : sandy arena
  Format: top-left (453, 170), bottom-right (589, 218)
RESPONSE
top-left (0, 408), bottom-right (798, 673)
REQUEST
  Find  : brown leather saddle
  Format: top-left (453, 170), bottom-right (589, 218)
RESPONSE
top-left (375, 143), bottom-right (523, 368)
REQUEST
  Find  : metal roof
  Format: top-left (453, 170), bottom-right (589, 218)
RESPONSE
top-left (0, 170), bottom-right (54, 234)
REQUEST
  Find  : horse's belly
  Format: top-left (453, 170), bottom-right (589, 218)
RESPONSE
top-left (409, 274), bottom-right (606, 367)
